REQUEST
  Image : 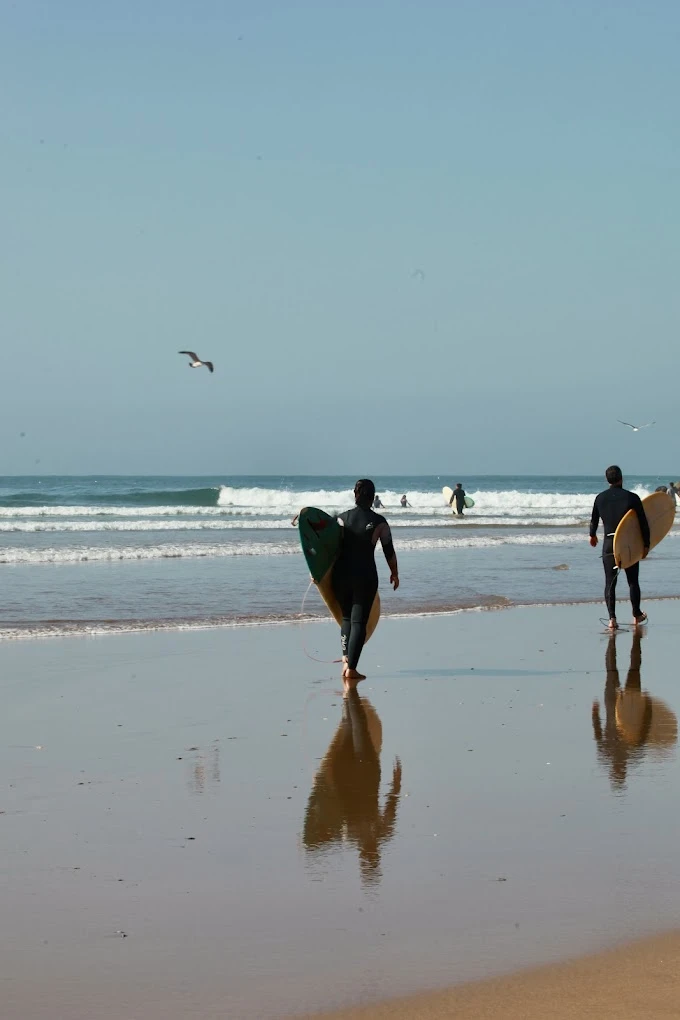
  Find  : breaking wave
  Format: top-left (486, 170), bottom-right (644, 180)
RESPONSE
top-left (0, 486), bottom-right (652, 529)
top-left (0, 531), bottom-right (601, 566)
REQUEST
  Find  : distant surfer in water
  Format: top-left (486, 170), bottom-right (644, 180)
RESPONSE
top-left (400, 494), bottom-right (411, 508)
top-left (448, 482), bottom-right (466, 516)
top-left (372, 494), bottom-right (384, 509)
top-left (334, 479), bottom-right (399, 687)
top-left (589, 465), bottom-right (650, 631)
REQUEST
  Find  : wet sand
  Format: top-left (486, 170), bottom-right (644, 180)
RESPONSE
top-left (0, 601), bottom-right (679, 1018)
top-left (307, 930), bottom-right (680, 1018)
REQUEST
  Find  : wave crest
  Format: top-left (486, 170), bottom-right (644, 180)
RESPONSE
top-left (0, 530), bottom-right (623, 566)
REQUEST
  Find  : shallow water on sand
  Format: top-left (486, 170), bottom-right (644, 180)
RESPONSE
top-left (1, 474), bottom-right (678, 637)
top-left (2, 533), bottom-right (680, 639)
top-left (0, 603), bottom-right (679, 1018)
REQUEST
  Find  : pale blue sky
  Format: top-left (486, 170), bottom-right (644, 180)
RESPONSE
top-left (1, 0), bottom-right (678, 475)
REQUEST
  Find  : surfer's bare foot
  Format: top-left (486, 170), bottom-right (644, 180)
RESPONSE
top-left (343, 668), bottom-right (366, 686)
top-left (607, 618), bottom-right (618, 631)
top-left (633, 612), bottom-right (648, 626)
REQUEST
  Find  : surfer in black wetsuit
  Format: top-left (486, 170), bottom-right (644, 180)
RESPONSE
top-left (334, 479), bottom-right (399, 687)
top-left (589, 465), bottom-right (650, 630)
top-left (448, 482), bottom-right (466, 516)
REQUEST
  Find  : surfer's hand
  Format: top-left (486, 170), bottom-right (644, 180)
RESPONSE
top-left (642, 546), bottom-right (649, 559)
top-left (390, 573), bottom-right (400, 590)
top-left (589, 535), bottom-right (598, 548)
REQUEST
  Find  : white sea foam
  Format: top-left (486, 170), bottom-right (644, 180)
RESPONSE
top-left (0, 486), bottom-right (664, 551)
top-left (0, 505), bottom-right (237, 518)
top-left (0, 530), bottom-right (622, 566)
top-left (215, 485), bottom-right (620, 518)
top-left (0, 515), bottom-right (596, 532)
top-left (1, 486), bottom-right (651, 525)
top-left (0, 617), bottom-right (302, 642)
top-left (0, 541), bottom-right (301, 564)
top-left (0, 519), bottom-right (296, 533)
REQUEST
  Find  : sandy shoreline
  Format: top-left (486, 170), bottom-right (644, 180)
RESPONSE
top-left (305, 930), bottom-right (680, 1018)
top-left (1, 601), bottom-right (678, 1018)
top-left (2, 590), bottom-right (680, 643)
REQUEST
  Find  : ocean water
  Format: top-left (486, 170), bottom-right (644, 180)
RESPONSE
top-left (0, 474), bottom-right (678, 638)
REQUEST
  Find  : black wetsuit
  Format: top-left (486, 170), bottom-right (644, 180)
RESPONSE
top-left (332, 506), bottom-right (395, 670)
top-left (450, 486), bottom-right (465, 514)
top-left (590, 486), bottom-right (650, 619)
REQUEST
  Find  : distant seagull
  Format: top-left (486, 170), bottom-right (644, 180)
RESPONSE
top-left (179, 351), bottom-right (214, 373)
top-left (412, 268), bottom-right (425, 282)
top-left (617, 419), bottom-right (655, 432)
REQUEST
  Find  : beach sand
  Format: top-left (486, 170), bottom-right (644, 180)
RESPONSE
top-left (306, 931), bottom-right (680, 1018)
top-left (1, 600), bottom-right (679, 1018)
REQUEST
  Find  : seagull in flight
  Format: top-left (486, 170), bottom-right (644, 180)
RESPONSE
top-left (617, 419), bottom-right (655, 432)
top-left (179, 351), bottom-right (214, 373)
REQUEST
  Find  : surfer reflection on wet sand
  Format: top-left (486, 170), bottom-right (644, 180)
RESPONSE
top-left (303, 693), bottom-right (401, 886)
top-left (592, 632), bottom-right (678, 791)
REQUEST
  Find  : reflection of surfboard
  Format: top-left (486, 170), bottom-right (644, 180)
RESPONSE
top-left (297, 507), bottom-right (380, 641)
top-left (443, 487), bottom-right (474, 510)
top-left (612, 491), bottom-right (676, 569)
top-left (615, 691), bottom-right (678, 750)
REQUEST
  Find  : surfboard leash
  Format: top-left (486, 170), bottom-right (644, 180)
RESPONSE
top-left (599, 614), bottom-right (649, 632)
top-left (298, 580), bottom-right (343, 664)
